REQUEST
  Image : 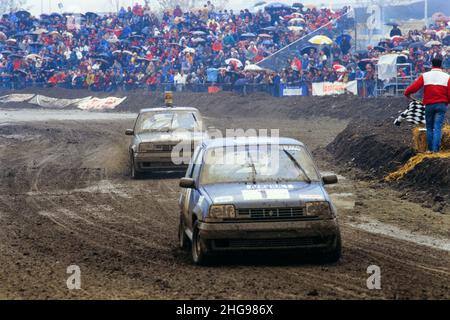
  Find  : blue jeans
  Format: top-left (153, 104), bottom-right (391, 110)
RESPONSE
top-left (425, 103), bottom-right (448, 152)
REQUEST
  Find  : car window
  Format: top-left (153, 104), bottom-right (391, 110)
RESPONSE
top-left (135, 111), bottom-right (200, 133)
top-left (192, 148), bottom-right (204, 181)
top-left (186, 146), bottom-right (201, 178)
top-left (199, 144), bottom-right (320, 184)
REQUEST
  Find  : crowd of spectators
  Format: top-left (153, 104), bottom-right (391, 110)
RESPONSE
top-left (0, 1), bottom-right (448, 97)
top-left (0, 2), bottom-right (352, 92)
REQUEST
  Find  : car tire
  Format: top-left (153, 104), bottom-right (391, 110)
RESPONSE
top-left (178, 215), bottom-right (189, 250)
top-left (130, 153), bottom-right (141, 179)
top-left (322, 233), bottom-right (342, 264)
top-left (191, 221), bottom-right (210, 265)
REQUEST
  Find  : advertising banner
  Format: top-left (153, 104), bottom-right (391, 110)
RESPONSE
top-left (312, 81), bottom-right (357, 96)
top-left (282, 86), bottom-right (304, 97)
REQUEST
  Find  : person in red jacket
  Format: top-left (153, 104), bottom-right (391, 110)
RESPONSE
top-left (404, 58), bottom-right (450, 152)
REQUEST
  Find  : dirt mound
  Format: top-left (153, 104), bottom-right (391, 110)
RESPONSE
top-left (398, 157), bottom-right (450, 202)
top-left (326, 120), bottom-right (450, 209)
top-left (327, 120), bottom-right (416, 176)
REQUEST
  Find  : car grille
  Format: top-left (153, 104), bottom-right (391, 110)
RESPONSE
top-left (155, 144), bottom-right (176, 152)
top-left (214, 237), bottom-right (326, 249)
top-left (237, 207), bottom-right (305, 219)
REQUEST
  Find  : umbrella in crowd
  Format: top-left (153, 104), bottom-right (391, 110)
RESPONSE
top-left (225, 58), bottom-right (243, 68)
top-left (300, 45), bottom-right (317, 55)
top-left (333, 64), bottom-right (347, 73)
top-left (26, 54), bottom-right (42, 61)
top-left (288, 18), bottom-right (305, 25)
top-left (432, 12), bottom-right (448, 22)
top-left (391, 35), bottom-right (404, 42)
top-left (308, 35), bottom-right (333, 45)
top-left (0, 32), bottom-right (6, 41)
top-left (261, 26), bottom-right (277, 32)
top-left (241, 33), bottom-right (257, 39)
top-left (14, 69), bottom-right (27, 76)
top-left (425, 40), bottom-right (442, 47)
top-left (373, 46), bottom-right (386, 52)
top-left (192, 37), bottom-right (206, 43)
top-left (32, 28), bottom-right (48, 35)
top-left (192, 31), bottom-right (206, 36)
top-left (183, 47), bottom-right (196, 54)
top-left (15, 10), bottom-right (31, 20)
top-left (265, 2), bottom-right (292, 11)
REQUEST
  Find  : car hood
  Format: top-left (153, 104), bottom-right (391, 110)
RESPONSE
top-left (136, 131), bottom-right (206, 143)
top-left (201, 182), bottom-right (328, 208)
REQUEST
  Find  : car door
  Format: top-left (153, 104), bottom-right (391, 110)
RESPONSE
top-left (179, 146), bottom-right (202, 229)
top-left (188, 149), bottom-right (205, 228)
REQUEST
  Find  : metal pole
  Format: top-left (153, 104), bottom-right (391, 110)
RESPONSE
top-left (424, 0), bottom-right (428, 27)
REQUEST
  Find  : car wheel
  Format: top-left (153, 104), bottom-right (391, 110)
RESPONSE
top-left (322, 233), bottom-right (342, 264)
top-left (130, 153), bottom-right (141, 179)
top-left (178, 215), bottom-right (189, 250)
top-left (191, 221), bottom-right (209, 265)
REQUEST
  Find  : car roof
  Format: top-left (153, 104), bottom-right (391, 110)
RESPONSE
top-left (139, 107), bottom-right (200, 113)
top-left (202, 137), bottom-right (305, 149)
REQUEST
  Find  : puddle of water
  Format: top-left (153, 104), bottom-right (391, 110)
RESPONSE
top-left (330, 192), bottom-right (355, 210)
top-left (349, 217), bottom-right (450, 252)
top-left (0, 109), bottom-right (136, 123)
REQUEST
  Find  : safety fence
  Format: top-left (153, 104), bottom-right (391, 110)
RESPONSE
top-left (0, 79), bottom-right (413, 98)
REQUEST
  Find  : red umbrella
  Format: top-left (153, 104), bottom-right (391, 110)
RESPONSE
top-left (333, 64), bottom-right (347, 73)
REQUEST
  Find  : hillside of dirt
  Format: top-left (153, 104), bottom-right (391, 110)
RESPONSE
top-left (1, 87), bottom-right (408, 121)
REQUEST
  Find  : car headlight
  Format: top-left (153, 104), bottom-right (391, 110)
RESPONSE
top-left (208, 205), bottom-right (236, 219)
top-left (305, 201), bottom-right (333, 218)
top-left (139, 143), bottom-right (154, 152)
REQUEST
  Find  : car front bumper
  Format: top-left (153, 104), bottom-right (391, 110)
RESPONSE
top-left (134, 152), bottom-right (189, 171)
top-left (198, 219), bottom-right (340, 251)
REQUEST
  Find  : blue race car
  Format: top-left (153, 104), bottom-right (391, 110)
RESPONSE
top-left (178, 137), bottom-right (341, 265)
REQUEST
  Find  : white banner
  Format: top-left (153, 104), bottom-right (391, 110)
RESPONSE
top-left (28, 95), bottom-right (92, 109)
top-left (77, 97), bottom-right (127, 111)
top-left (312, 81), bottom-right (358, 96)
top-left (0, 94), bottom-right (35, 103)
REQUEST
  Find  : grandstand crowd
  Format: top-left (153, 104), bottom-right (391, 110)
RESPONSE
top-left (0, 2), bottom-right (449, 97)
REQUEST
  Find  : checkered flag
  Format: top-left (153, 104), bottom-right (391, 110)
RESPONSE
top-left (394, 99), bottom-right (425, 126)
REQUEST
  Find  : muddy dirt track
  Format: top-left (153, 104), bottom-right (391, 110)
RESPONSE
top-left (0, 92), bottom-right (450, 299)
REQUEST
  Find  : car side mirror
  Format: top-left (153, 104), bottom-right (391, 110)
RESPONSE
top-left (179, 177), bottom-right (196, 189)
top-left (125, 129), bottom-right (134, 136)
top-left (322, 175), bottom-right (338, 185)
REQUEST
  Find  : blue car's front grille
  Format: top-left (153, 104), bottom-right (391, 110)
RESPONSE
top-left (237, 207), bottom-right (305, 219)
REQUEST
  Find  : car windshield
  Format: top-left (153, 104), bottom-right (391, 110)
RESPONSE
top-left (199, 144), bottom-right (320, 184)
top-left (135, 111), bottom-right (200, 133)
